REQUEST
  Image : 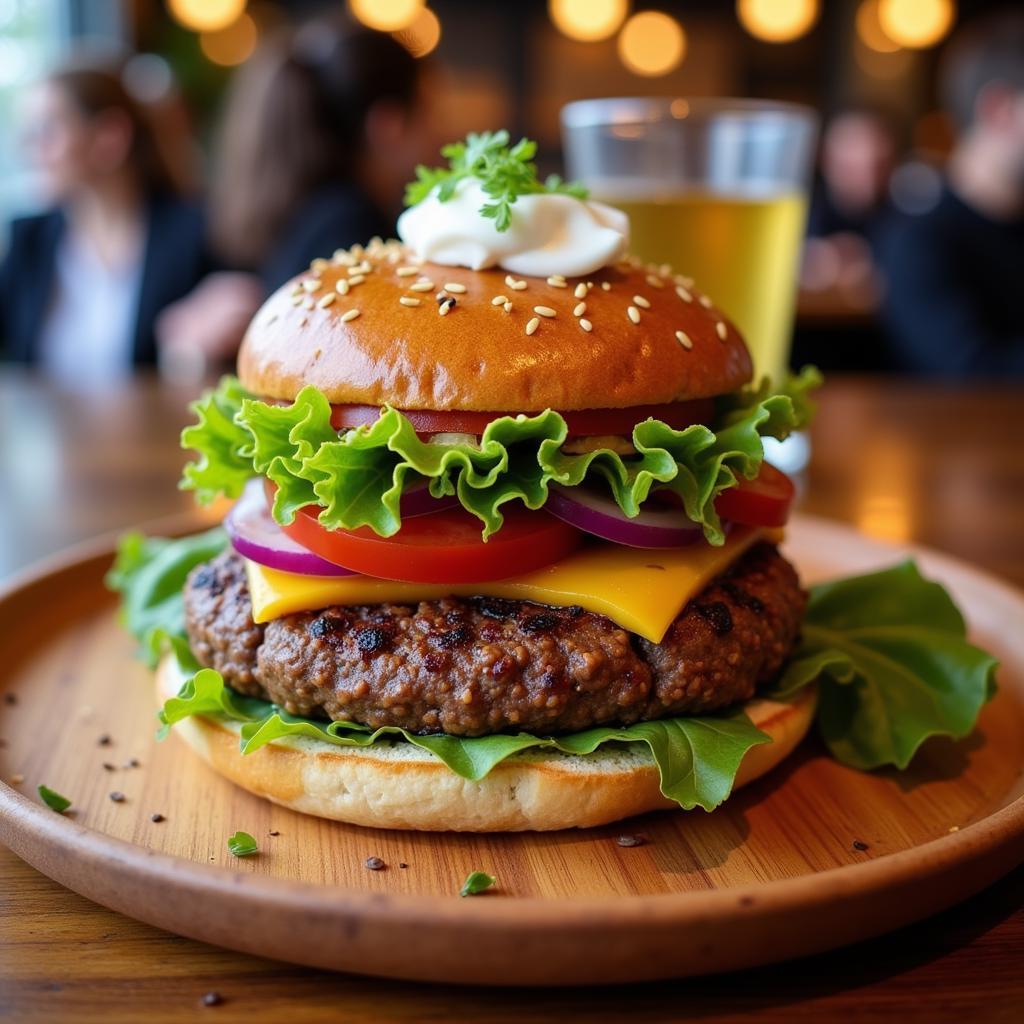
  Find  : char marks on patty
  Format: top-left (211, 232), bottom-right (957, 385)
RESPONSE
top-left (183, 551), bottom-right (266, 699)
top-left (182, 544), bottom-right (805, 737)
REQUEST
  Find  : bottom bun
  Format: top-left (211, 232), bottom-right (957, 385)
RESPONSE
top-left (156, 655), bottom-right (817, 832)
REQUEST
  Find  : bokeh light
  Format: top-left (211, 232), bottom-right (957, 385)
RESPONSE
top-left (736, 0), bottom-right (819, 43)
top-left (349, 0), bottom-right (424, 33)
top-left (167, 0), bottom-right (246, 33)
top-left (877, 0), bottom-right (955, 49)
top-left (199, 12), bottom-right (258, 67)
top-left (122, 53), bottom-right (176, 102)
top-left (854, 41), bottom-right (913, 79)
top-left (617, 11), bottom-right (686, 77)
top-left (549, 0), bottom-right (629, 43)
top-left (393, 6), bottom-right (441, 58)
top-left (856, 0), bottom-right (901, 53)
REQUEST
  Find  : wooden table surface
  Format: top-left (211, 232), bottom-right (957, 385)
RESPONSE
top-left (1, 369), bottom-right (1022, 1022)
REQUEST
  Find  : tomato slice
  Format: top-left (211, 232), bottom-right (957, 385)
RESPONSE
top-left (279, 502), bottom-right (582, 584)
top-left (714, 463), bottom-right (795, 529)
top-left (328, 399), bottom-right (714, 437)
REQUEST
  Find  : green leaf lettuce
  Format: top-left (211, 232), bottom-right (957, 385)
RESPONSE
top-left (179, 367), bottom-right (821, 542)
top-left (115, 530), bottom-right (770, 812)
top-left (775, 561), bottom-right (998, 769)
top-left (157, 643), bottom-right (770, 813)
top-left (106, 527), bottom-right (228, 666)
top-left (110, 526), bottom-right (997, 813)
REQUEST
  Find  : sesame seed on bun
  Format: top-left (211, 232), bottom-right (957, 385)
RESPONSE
top-left (238, 239), bottom-right (753, 412)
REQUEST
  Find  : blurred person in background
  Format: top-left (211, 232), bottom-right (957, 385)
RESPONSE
top-left (0, 60), bottom-right (212, 384)
top-left (156, 15), bottom-right (431, 373)
top-left (802, 106), bottom-right (898, 303)
top-left (878, 12), bottom-right (1024, 376)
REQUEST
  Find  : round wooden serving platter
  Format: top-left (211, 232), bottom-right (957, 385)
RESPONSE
top-left (1, 514), bottom-right (1022, 986)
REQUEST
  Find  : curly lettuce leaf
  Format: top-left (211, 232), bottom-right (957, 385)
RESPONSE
top-left (178, 369), bottom-right (819, 541)
top-left (775, 561), bottom-right (998, 770)
top-left (718, 364), bottom-right (822, 431)
top-left (158, 649), bottom-right (770, 812)
top-left (236, 386), bottom-right (338, 524)
top-left (539, 365), bottom-right (822, 544)
top-left (179, 376), bottom-right (255, 504)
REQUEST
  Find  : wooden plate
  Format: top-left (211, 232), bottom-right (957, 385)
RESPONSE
top-left (1, 514), bottom-right (1022, 986)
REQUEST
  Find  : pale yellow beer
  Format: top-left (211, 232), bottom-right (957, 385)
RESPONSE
top-left (595, 190), bottom-right (808, 384)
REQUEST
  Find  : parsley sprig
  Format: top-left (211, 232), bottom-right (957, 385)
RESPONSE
top-left (403, 130), bottom-right (588, 231)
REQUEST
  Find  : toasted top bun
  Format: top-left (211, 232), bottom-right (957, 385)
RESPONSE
top-left (156, 655), bottom-right (816, 832)
top-left (238, 240), bottom-right (753, 412)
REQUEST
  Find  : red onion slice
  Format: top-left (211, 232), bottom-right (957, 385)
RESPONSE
top-left (401, 478), bottom-right (460, 518)
top-left (226, 479), bottom-right (357, 577)
top-left (545, 483), bottom-right (705, 548)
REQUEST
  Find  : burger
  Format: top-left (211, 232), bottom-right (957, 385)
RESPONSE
top-left (111, 133), bottom-right (993, 832)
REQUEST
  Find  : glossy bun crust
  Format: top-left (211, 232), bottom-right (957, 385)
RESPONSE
top-left (238, 240), bottom-right (753, 412)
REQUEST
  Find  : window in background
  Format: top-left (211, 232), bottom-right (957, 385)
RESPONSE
top-left (0, 0), bottom-right (128, 237)
top-left (0, 0), bottom-right (71, 231)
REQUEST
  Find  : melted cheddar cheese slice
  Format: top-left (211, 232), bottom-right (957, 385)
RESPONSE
top-left (245, 526), bottom-right (779, 644)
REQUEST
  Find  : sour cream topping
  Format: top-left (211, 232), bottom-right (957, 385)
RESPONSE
top-left (396, 179), bottom-right (629, 278)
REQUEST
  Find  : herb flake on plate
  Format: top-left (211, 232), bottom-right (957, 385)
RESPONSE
top-left (460, 871), bottom-right (496, 897)
top-left (38, 784), bottom-right (71, 813)
top-left (227, 830), bottom-right (258, 857)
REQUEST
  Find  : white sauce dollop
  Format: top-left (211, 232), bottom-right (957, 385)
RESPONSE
top-left (396, 179), bottom-right (629, 278)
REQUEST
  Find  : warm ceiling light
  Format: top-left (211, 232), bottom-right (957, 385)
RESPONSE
top-left (856, 0), bottom-right (901, 53)
top-left (393, 6), bottom-right (441, 58)
top-left (167, 0), bottom-right (246, 33)
top-left (854, 41), bottom-right (913, 79)
top-left (877, 0), bottom-right (955, 49)
top-left (200, 12), bottom-right (258, 67)
top-left (736, 0), bottom-right (819, 43)
top-left (617, 11), bottom-right (686, 77)
top-left (349, 0), bottom-right (424, 33)
top-left (549, 0), bottom-right (629, 42)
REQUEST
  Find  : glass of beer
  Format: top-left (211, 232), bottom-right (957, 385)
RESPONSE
top-left (561, 98), bottom-right (818, 387)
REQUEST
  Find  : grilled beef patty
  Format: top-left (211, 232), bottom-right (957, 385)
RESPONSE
top-left (183, 543), bottom-right (805, 736)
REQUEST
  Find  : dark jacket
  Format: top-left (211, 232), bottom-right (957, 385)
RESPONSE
top-left (259, 183), bottom-right (392, 294)
top-left (0, 194), bottom-right (214, 365)
top-left (877, 187), bottom-right (1024, 377)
